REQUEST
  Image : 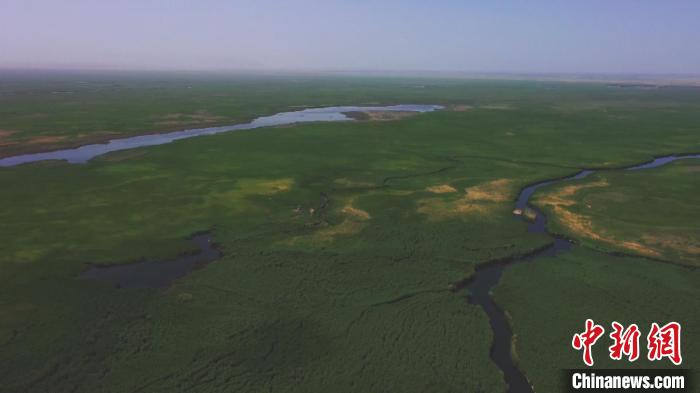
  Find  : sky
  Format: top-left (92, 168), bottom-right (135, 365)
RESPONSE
top-left (1, 0), bottom-right (699, 74)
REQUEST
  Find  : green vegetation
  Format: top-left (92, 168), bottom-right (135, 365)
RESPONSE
top-left (2, 70), bottom-right (700, 158)
top-left (498, 157), bottom-right (699, 392)
top-left (0, 73), bottom-right (699, 392)
top-left (533, 159), bottom-right (700, 266)
top-left (496, 248), bottom-right (699, 393)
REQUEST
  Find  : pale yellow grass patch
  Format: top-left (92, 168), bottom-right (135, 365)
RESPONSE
top-left (207, 178), bottom-right (294, 210)
top-left (537, 180), bottom-right (609, 206)
top-left (286, 220), bottom-right (366, 245)
top-left (341, 206), bottom-right (371, 220)
top-left (288, 197), bottom-right (371, 245)
top-left (338, 197), bottom-right (371, 221)
top-left (536, 179), bottom-right (662, 258)
top-left (0, 131), bottom-right (17, 147)
top-left (313, 219), bottom-right (365, 241)
top-left (27, 135), bottom-right (68, 144)
top-left (0, 130), bottom-right (17, 138)
top-left (237, 178), bottom-right (294, 195)
top-left (464, 179), bottom-right (513, 202)
top-left (619, 240), bottom-right (663, 258)
top-left (418, 178), bottom-right (515, 221)
top-left (417, 198), bottom-right (493, 221)
top-left (364, 111), bottom-right (417, 121)
top-left (642, 234), bottom-right (700, 260)
top-left (426, 184), bottom-right (457, 194)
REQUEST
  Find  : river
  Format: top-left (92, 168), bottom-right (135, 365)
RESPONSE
top-left (466, 153), bottom-right (700, 393)
top-left (0, 104), bottom-right (442, 167)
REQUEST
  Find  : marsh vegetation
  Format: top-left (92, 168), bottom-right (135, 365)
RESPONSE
top-left (0, 73), bottom-right (698, 392)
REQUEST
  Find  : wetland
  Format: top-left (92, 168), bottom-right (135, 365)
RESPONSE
top-left (1, 73), bottom-right (698, 393)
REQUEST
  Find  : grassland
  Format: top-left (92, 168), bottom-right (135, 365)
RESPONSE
top-left (533, 159), bottom-right (700, 266)
top-left (2, 70), bottom-right (700, 158)
top-left (0, 73), bottom-right (699, 392)
top-left (496, 249), bottom-right (699, 393)
top-left (497, 155), bottom-right (699, 392)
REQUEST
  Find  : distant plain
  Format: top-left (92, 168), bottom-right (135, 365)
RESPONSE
top-left (0, 72), bottom-right (698, 392)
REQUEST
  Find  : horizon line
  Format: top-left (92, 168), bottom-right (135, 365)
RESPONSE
top-left (2, 66), bottom-right (700, 86)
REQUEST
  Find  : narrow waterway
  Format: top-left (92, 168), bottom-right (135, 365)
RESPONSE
top-left (465, 153), bottom-right (700, 393)
top-left (79, 232), bottom-right (221, 288)
top-left (0, 104), bottom-right (442, 167)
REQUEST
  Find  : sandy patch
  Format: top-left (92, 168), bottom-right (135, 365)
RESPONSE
top-left (286, 218), bottom-right (365, 245)
top-left (426, 184), bottom-right (457, 194)
top-left (642, 234), bottom-right (700, 259)
top-left (464, 179), bottom-right (513, 202)
top-left (239, 178), bottom-right (294, 195)
top-left (553, 206), bottom-right (660, 257)
top-left (363, 111), bottom-right (417, 121)
top-left (341, 206), bottom-right (371, 220)
top-left (27, 135), bottom-right (68, 144)
top-left (314, 219), bottom-right (365, 240)
top-left (346, 111), bottom-right (420, 121)
top-left (536, 179), bottom-right (663, 258)
top-left (418, 179), bottom-right (514, 221)
top-left (337, 197), bottom-right (371, 221)
top-left (619, 240), bottom-right (663, 258)
top-left (0, 130), bottom-right (18, 146)
top-left (537, 180), bottom-right (608, 205)
top-left (288, 197), bottom-right (371, 244)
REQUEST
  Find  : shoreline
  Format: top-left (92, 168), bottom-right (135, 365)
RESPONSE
top-left (0, 102), bottom-right (436, 161)
top-left (0, 104), bottom-right (443, 167)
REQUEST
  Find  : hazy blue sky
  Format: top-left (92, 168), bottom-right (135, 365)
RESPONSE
top-left (2, 0), bottom-right (699, 74)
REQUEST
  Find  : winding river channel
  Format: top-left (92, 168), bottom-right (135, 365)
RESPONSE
top-left (79, 232), bottom-right (221, 288)
top-left (5, 103), bottom-right (698, 392)
top-left (467, 153), bottom-right (700, 393)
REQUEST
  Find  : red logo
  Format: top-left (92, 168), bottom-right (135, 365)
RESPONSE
top-left (572, 320), bottom-right (682, 366)
top-left (609, 322), bottom-right (640, 362)
top-left (572, 319), bottom-right (605, 366)
top-left (647, 322), bottom-right (682, 365)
